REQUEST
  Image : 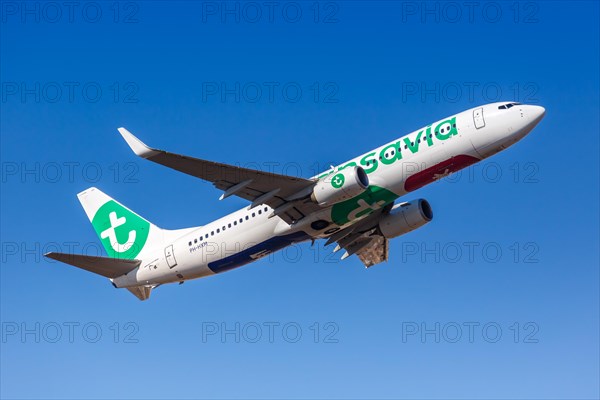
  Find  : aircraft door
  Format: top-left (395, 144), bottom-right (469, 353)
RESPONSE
top-left (473, 107), bottom-right (485, 129)
top-left (165, 245), bottom-right (177, 268)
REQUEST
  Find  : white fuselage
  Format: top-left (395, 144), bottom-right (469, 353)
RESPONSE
top-left (114, 102), bottom-right (545, 288)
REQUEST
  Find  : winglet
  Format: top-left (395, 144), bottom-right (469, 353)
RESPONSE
top-left (117, 127), bottom-right (160, 158)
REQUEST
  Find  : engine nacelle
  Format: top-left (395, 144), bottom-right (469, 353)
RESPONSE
top-left (378, 199), bottom-right (433, 239)
top-left (311, 166), bottom-right (369, 206)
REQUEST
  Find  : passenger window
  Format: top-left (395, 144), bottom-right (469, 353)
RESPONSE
top-left (252, 212), bottom-right (256, 217)
top-left (234, 221), bottom-right (237, 226)
top-left (239, 218), bottom-right (243, 223)
top-left (258, 210), bottom-right (262, 215)
top-left (194, 239), bottom-right (197, 244)
top-left (211, 231), bottom-right (214, 236)
top-left (217, 228), bottom-right (220, 233)
top-left (188, 241), bottom-right (192, 246)
top-left (228, 223), bottom-right (231, 228)
top-left (264, 207), bottom-right (268, 212)
top-left (245, 216), bottom-right (249, 220)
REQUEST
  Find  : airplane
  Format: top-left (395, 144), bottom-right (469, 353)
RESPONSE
top-left (46, 101), bottom-right (545, 300)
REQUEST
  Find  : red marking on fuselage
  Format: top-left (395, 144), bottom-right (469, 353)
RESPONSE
top-left (404, 154), bottom-right (481, 192)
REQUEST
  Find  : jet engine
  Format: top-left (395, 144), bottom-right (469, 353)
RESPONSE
top-left (378, 199), bottom-right (433, 239)
top-left (311, 166), bottom-right (369, 206)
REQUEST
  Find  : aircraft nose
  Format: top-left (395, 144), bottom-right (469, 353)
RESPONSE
top-left (527, 105), bottom-right (546, 125)
top-left (512, 104), bottom-right (545, 139)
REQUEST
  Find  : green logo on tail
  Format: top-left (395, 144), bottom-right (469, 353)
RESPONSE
top-left (91, 200), bottom-right (150, 259)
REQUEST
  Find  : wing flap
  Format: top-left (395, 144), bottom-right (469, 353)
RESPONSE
top-left (45, 252), bottom-right (140, 278)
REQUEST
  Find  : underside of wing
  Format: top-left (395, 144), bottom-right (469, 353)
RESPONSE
top-left (117, 128), bottom-right (320, 224)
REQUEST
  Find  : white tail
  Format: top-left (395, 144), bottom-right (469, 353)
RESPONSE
top-left (77, 187), bottom-right (165, 261)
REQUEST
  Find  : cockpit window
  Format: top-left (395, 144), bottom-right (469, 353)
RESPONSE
top-left (498, 102), bottom-right (522, 110)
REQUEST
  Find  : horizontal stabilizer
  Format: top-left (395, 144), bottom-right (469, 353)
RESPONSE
top-left (45, 252), bottom-right (140, 278)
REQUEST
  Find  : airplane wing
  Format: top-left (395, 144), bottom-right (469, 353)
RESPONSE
top-left (117, 128), bottom-right (320, 224)
top-left (327, 203), bottom-right (393, 268)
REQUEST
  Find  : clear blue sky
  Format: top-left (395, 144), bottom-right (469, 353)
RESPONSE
top-left (1, 1), bottom-right (598, 399)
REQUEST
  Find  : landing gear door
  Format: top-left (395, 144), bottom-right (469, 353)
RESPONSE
top-left (473, 107), bottom-right (485, 129)
top-left (165, 245), bottom-right (177, 268)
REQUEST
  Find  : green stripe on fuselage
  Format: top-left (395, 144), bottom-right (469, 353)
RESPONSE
top-left (330, 185), bottom-right (398, 225)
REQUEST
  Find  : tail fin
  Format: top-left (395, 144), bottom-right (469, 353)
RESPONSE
top-left (49, 187), bottom-right (194, 301)
top-left (78, 187), bottom-right (162, 260)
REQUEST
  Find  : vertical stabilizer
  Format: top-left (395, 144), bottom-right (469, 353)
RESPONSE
top-left (77, 187), bottom-right (164, 260)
